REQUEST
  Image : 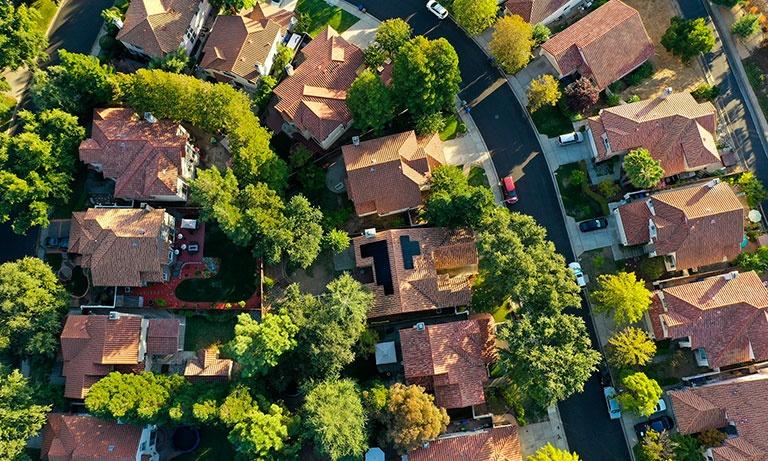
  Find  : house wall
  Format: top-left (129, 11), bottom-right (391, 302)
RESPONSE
top-left (537, 0), bottom-right (581, 25)
top-left (136, 425), bottom-right (159, 461)
top-left (260, 33), bottom-right (282, 77)
top-left (181, 0), bottom-right (212, 53)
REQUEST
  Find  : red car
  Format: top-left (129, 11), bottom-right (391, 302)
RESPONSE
top-left (501, 176), bottom-right (519, 204)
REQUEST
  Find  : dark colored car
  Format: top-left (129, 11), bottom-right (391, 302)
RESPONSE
top-left (634, 416), bottom-right (674, 439)
top-left (578, 218), bottom-right (608, 232)
top-left (501, 176), bottom-right (519, 204)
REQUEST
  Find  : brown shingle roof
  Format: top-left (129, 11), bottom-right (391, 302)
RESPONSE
top-left (505, 0), bottom-right (570, 24)
top-left (68, 207), bottom-right (172, 287)
top-left (343, 131), bottom-right (445, 216)
top-left (184, 347), bottom-right (233, 381)
top-left (146, 318), bottom-right (181, 355)
top-left (80, 108), bottom-right (191, 201)
top-left (352, 228), bottom-right (478, 319)
top-left (272, 26), bottom-right (363, 143)
top-left (116, 0), bottom-right (203, 57)
top-left (541, 0), bottom-right (653, 89)
top-left (41, 413), bottom-right (143, 461)
top-left (407, 425), bottom-right (522, 461)
top-left (589, 93), bottom-right (719, 176)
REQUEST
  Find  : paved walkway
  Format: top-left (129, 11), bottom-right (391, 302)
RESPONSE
top-left (331, 0), bottom-right (380, 48)
top-left (518, 405), bottom-right (570, 458)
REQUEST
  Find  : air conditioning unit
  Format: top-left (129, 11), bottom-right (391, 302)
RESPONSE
top-left (414, 322), bottom-right (425, 331)
top-left (724, 271), bottom-right (739, 280)
top-left (363, 228), bottom-right (376, 238)
top-left (352, 136), bottom-right (360, 146)
top-left (108, 312), bottom-right (120, 320)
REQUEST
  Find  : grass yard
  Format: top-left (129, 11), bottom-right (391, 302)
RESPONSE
top-left (296, 0), bottom-right (359, 37)
top-left (554, 162), bottom-right (606, 221)
top-left (31, 0), bottom-right (58, 32)
top-left (173, 428), bottom-right (237, 461)
top-left (467, 165), bottom-right (490, 188)
top-left (530, 104), bottom-right (573, 137)
top-left (183, 314), bottom-right (237, 352)
top-left (744, 56), bottom-right (768, 120)
top-left (439, 114), bottom-right (466, 141)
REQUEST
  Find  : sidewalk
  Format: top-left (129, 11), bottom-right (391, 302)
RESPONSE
top-left (517, 405), bottom-right (570, 457)
top-left (334, 0), bottom-right (380, 48)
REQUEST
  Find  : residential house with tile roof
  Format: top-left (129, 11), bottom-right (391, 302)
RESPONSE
top-left (587, 92), bottom-right (721, 178)
top-left (351, 228), bottom-right (478, 319)
top-left (668, 374), bottom-right (768, 461)
top-left (648, 270), bottom-right (768, 370)
top-left (79, 108), bottom-right (199, 202)
top-left (270, 26), bottom-right (364, 150)
top-left (342, 131), bottom-right (445, 217)
top-left (405, 424), bottom-right (522, 461)
top-left (505, 0), bottom-right (581, 26)
top-left (41, 413), bottom-right (159, 461)
top-left (400, 315), bottom-right (496, 411)
top-left (184, 347), bottom-right (233, 382)
top-left (614, 179), bottom-right (744, 271)
top-left (116, 0), bottom-right (212, 59)
top-left (68, 207), bottom-right (176, 287)
top-left (200, 4), bottom-right (295, 91)
top-left (540, 0), bottom-right (653, 90)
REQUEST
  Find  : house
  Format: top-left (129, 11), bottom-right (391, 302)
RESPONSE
top-left (351, 228), bottom-right (478, 319)
top-left (614, 179), bottom-right (744, 271)
top-left (184, 347), bottom-right (233, 382)
top-left (79, 108), bottom-right (199, 202)
top-left (342, 131), bottom-right (445, 217)
top-left (400, 315), bottom-right (496, 412)
top-left (587, 92), bottom-right (721, 178)
top-left (200, 3), bottom-right (295, 90)
top-left (60, 313), bottom-right (181, 399)
top-left (648, 270), bottom-right (768, 370)
top-left (68, 207), bottom-right (176, 287)
top-left (270, 26), bottom-right (364, 150)
top-left (41, 413), bottom-right (159, 461)
top-left (404, 425), bottom-right (522, 461)
top-left (540, 0), bottom-right (653, 90)
top-left (116, 0), bottom-right (212, 59)
top-left (505, 0), bottom-right (581, 26)
top-left (668, 374), bottom-right (768, 460)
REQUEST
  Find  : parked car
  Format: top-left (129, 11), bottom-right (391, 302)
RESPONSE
top-left (653, 398), bottom-right (667, 414)
top-left (426, 0), bottom-right (449, 18)
top-left (599, 365), bottom-right (612, 387)
top-left (501, 176), bottom-right (519, 204)
top-left (578, 218), bottom-right (608, 232)
top-left (568, 262), bottom-right (587, 287)
top-left (634, 416), bottom-right (674, 439)
top-left (603, 386), bottom-right (622, 420)
top-left (558, 132), bottom-right (584, 145)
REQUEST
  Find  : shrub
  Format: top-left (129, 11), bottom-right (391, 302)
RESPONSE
top-left (732, 14), bottom-right (761, 39)
top-left (737, 171), bottom-right (767, 207)
top-left (623, 62), bottom-right (654, 86)
top-left (531, 23), bottom-right (551, 46)
top-left (565, 77), bottom-right (599, 114)
top-left (415, 112), bottom-right (446, 135)
top-left (627, 94), bottom-right (641, 103)
top-left (606, 93), bottom-right (621, 107)
top-left (569, 169), bottom-right (587, 187)
top-left (598, 180), bottom-right (620, 199)
top-left (697, 428), bottom-right (727, 447)
top-left (691, 83), bottom-right (720, 102)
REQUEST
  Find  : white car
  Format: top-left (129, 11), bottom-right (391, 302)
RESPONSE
top-left (558, 132), bottom-right (584, 145)
top-left (569, 262), bottom-right (587, 287)
top-left (426, 0), bottom-right (449, 19)
top-left (654, 398), bottom-right (667, 414)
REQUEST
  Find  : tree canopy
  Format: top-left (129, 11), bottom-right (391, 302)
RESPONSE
top-left (661, 17), bottom-right (715, 63)
top-left (527, 74), bottom-right (561, 112)
top-left (624, 148), bottom-right (664, 189)
top-left (593, 271), bottom-right (653, 326)
top-left (226, 312), bottom-right (298, 377)
top-left (0, 3), bottom-right (47, 72)
top-left (732, 14), bottom-right (760, 39)
top-left (424, 165), bottom-right (496, 229)
top-left (347, 69), bottom-right (394, 132)
top-left (528, 444), bottom-right (582, 461)
top-left (564, 77), bottom-right (599, 114)
top-left (736, 171), bottom-right (767, 207)
top-left (635, 430), bottom-right (677, 461)
top-left (85, 372), bottom-right (187, 424)
top-left (0, 367), bottom-right (51, 461)
top-left (302, 379), bottom-right (368, 461)
top-left (381, 383), bottom-right (449, 453)
top-left (608, 327), bottom-right (657, 368)
top-left (489, 15), bottom-right (534, 74)
top-left (618, 372), bottom-right (662, 417)
top-left (375, 18), bottom-right (412, 54)
top-left (453, 0), bottom-right (498, 35)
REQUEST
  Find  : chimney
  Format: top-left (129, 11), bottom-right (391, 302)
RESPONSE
top-left (723, 271), bottom-right (739, 280)
top-left (414, 322), bottom-right (425, 331)
top-left (660, 87), bottom-right (673, 99)
top-left (363, 228), bottom-right (376, 238)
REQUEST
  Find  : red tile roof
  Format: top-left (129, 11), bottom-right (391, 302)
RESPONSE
top-left (79, 108), bottom-right (192, 201)
top-left (116, 0), bottom-right (204, 57)
top-left (505, 0), bottom-right (570, 24)
top-left (41, 413), bottom-right (144, 461)
top-left (589, 92), bottom-right (719, 176)
top-left (184, 347), bottom-right (233, 381)
top-left (272, 26), bottom-right (363, 143)
top-left (343, 131), bottom-right (445, 216)
top-left (669, 375), bottom-right (768, 461)
top-left (146, 318), bottom-right (181, 355)
top-left (407, 425), bottom-right (522, 461)
top-left (400, 315), bottom-right (496, 409)
top-left (541, 0), bottom-right (653, 89)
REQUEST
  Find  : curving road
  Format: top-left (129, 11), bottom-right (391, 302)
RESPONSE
top-left (357, 1), bottom-right (630, 459)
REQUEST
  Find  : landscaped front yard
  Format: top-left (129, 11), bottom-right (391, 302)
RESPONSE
top-left (554, 161), bottom-right (609, 221)
top-left (296, 0), bottom-right (359, 37)
top-left (530, 104), bottom-right (574, 137)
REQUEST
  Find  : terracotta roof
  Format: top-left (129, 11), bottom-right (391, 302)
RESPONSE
top-left (343, 131), bottom-right (445, 216)
top-left (505, 0), bottom-right (570, 24)
top-left (68, 207), bottom-right (172, 287)
top-left (146, 318), bottom-right (181, 355)
top-left (201, 5), bottom-right (292, 81)
top-left (669, 375), bottom-right (768, 461)
top-left (352, 228), bottom-right (478, 319)
top-left (541, 0), bottom-right (653, 89)
top-left (400, 315), bottom-right (496, 409)
top-left (589, 93), bottom-right (720, 176)
top-left (272, 26), bottom-right (363, 143)
top-left (116, 0), bottom-right (203, 57)
top-left (407, 425), bottom-right (522, 461)
top-left (184, 347), bottom-right (233, 381)
top-left (616, 181), bottom-right (744, 270)
top-left (41, 413), bottom-right (144, 461)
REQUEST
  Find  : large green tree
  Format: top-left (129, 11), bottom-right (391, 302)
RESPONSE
top-left (17, 109), bottom-right (85, 162)
top-left (635, 430), bottom-right (677, 461)
top-left (608, 327), bottom-right (657, 368)
top-left (618, 372), bottom-right (662, 417)
top-left (489, 15), bottom-right (534, 74)
top-left (85, 372), bottom-right (186, 424)
top-left (593, 271), bottom-right (653, 326)
top-left (661, 17), bottom-right (715, 63)
top-left (0, 3), bottom-right (47, 73)
top-left (375, 18), bottom-right (412, 54)
top-left (0, 368), bottom-right (51, 461)
top-left (732, 14), bottom-right (760, 39)
top-left (528, 444), bottom-right (582, 461)
top-left (302, 379), bottom-right (367, 461)
top-left (624, 148), bottom-right (664, 189)
top-left (453, 0), bottom-right (498, 35)
top-left (226, 312), bottom-right (298, 377)
top-left (347, 69), bottom-right (394, 132)
top-left (424, 165), bottom-right (496, 229)
top-left (382, 383), bottom-right (449, 453)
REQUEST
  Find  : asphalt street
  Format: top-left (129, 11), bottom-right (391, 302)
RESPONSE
top-left (359, 1), bottom-right (630, 459)
top-left (46, 0), bottom-right (113, 59)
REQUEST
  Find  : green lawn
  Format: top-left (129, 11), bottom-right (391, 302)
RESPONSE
top-left (173, 428), bottom-right (237, 461)
top-left (467, 165), bottom-right (490, 188)
top-left (554, 162), bottom-right (606, 221)
top-left (31, 0), bottom-right (58, 32)
top-left (529, 104), bottom-right (573, 137)
top-left (296, 0), bottom-right (359, 37)
top-left (183, 314), bottom-right (237, 352)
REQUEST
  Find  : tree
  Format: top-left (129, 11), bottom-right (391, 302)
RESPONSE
top-left (376, 18), bottom-right (412, 54)
top-left (0, 368), bottom-right (51, 461)
top-left (691, 83), bottom-right (720, 102)
top-left (732, 14), bottom-right (760, 39)
top-left (618, 372), bottom-right (662, 417)
top-left (527, 74), bottom-right (561, 112)
top-left (672, 434), bottom-right (705, 461)
top-left (382, 383), bottom-right (449, 453)
top-left (593, 271), bottom-right (653, 326)
top-left (415, 112), bottom-right (446, 135)
top-left (607, 327), bottom-right (656, 368)
top-left (453, 0), bottom-right (498, 35)
top-left (624, 148), bottom-right (664, 189)
top-left (323, 228), bottom-right (350, 253)
top-left (661, 17), bottom-right (715, 63)
top-left (17, 109), bottom-right (85, 161)
top-left (531, 23), bottom-right (551, 46)
top-left (226, 312), bottom-right (298, 377)
top-left (0, 257), bottom-right (68, 357)
top-left (392, 36), bottom-right (461, 116)
top-left (497, 313), bottom-right (601, 407)
top-left (303, 379), bottom-right (367, 461)
top-left (0, 3), bottom-right (47, 72)
top-left (736, 171), bottom-right (767, 207)
top-left (635, 430), bottom-right (677, 461)
top-left (210, 0), bottom-right (257, 13)
top-left (489, 15), bottom-right (534, 74)
top-left (697, 428), bottom-right (726, 448)
top-left (283, 195), bottom-right (325, 270)
top-left (363, 42), bottom-right (388, 69)
top-left (424, 165), bottom-right (496, 229)
top-left (564, 77), bottom-right (599, 114)
top-left (528, 444), bottom-right (581, 461)
top-left (253, 75), bottom-right (277, 112)
top-left (148, 47), bottom-right (189, 73)
top-left (347, 69), bottom-right (394, 132)
top-left (85, 372), bottom-right (186, 424)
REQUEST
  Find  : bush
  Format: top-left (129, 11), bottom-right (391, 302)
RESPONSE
top-left (736, 246), bottom-right (768, 272)
top-left (697, 428), bottom-right (727, 448)
top-left (606, 93), bottom-right (621, 107)
top-left (597, 180), bottom-right (620, 199)
top-left (691, 83), bottom-right (720, 102)
top-left (531, 23), bottom-right (551, 46)
top-left (415, 112), bottom-right (446, 135)
top-left (732, 14), bottom-right (760, 39)
top-left (737, 171), bottom-right (767, 207)
top-left (565, 77), bottom-right (599, 114)
top-left (569, 169), bottom-right (587, 187)
top-left (627, 94), bottom-right (641, 103)
top-left (623, 62), bottom-right (654, 87)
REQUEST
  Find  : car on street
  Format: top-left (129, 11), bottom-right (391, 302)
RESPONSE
top-left (568, 262), bottom-right (586, 287)
top-left (558, 132), bottom-right (584, 145)
top-left (501, 176), bottom-right (519, 204)
top-left (426, 0), bottom-right (449, 18)
top-left (634, 416), bottom-right (674, 439)
top-left (603, 386), bottom-right (622, 420)
top-left (578, 217), bottom-right (608, 232)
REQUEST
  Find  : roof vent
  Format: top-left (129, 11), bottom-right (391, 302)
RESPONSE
top-left (143, 112), bottom-right (157, 123)
top-left (285, 63), bottom-right (294, 76)
top-left (660, 87), bottom-right (673, 99)
top-left (414, 322), bottom-right (425, 331)
top-left (352, 136), bottom-right (360, 146)
top-left (363, 228), bottom-right (376, 238)
top-left (108, 312), bottom-right (120, 320)
top-left (705, 178), bottom-right (720, 189)
top-left (724, 271), bottom-right (739, 280)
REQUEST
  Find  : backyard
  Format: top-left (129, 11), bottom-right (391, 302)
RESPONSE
top-left (183, 314), bottom-right (237, 352)
top-left (296, 0), bottom-right (359, 37)
top-left (174, 428), bottom-right (236, 461)
top-left (554, 161), bottom-right (609, 221)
